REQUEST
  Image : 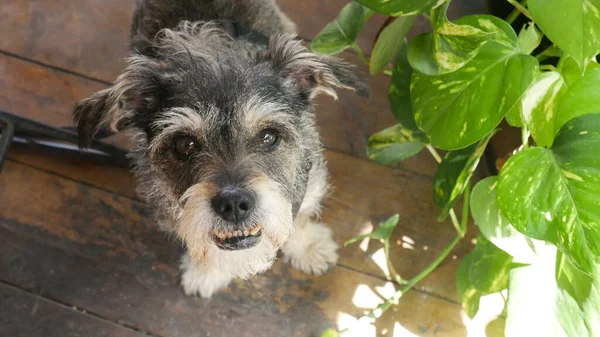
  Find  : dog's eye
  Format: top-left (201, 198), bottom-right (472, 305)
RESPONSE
top-left (257, 129), bottom-right (280, 148)
top-left (172, 135), bottom-right (198, 160)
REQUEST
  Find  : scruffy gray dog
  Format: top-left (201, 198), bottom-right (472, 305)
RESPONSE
top-left (74, 0), bottom-right (368, 298)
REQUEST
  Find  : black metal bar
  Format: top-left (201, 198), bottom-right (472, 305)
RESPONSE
top-left (0, 110), bottom-right (131, 174)
top-left (0, 117), bottom-right (15, 173)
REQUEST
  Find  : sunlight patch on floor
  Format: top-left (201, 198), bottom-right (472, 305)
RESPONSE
top-left (392, 322), bottom-right (420, 337)
top-left (371, 248), bottom-right (391, 278)
top-left (352, 284), bottom-right (385, 308)
top-left (336, 312), bottom-right (377, 337)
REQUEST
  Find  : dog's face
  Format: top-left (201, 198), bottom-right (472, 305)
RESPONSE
top-left (74, 22), bottom-right (368, 268)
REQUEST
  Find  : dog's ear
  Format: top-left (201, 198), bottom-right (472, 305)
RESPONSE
top-left (267, 35), bottom-right (370, 100)
top-left (73, 56), bottom-right (163, 148)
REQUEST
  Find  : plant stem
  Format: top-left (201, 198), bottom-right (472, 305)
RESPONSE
top-left (384, 240), bottom-right (408, 284)
top-left (521, 126), bottom-right (530, 149)
top-left (351, 42), bottom-right (370, 65)
top-left (506, 0), bottom-right (532, 22)
top-left (448, 209), bottom-right (464, 237)
top-left (536, 45), bottom-right (562, 62)
top-left (425, 144), bottom-right (442, 164)
top-left (540, 64), bottom-right (558, 72)
top-left (461, 182), bottom-right (471, 234)
top-left (383, 69), bottom-right (393, 76)
top-left (505, 8), bottom-right (521, 25)
top-left (343, 235), bottom-right (461, 330)
top-left (426, 144), bottom-right (465, 237)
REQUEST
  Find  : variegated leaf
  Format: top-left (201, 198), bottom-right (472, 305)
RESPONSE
top-left (407, 2), bottom-right (493, 75)
top-left (310, 2), bottom-right (372, 55)
top-left (522, 71), bottom-right (567, 148)
top-left (355, 0), bottom-right (444, 16)
top-left (456, 236), bottom-right (512, 319)
top-left (558, 56), bottom-right (600, 86)
top-left (433, 131), bottom-right (495, 220)
top-left (505, 97), bottom-right (524, 127)
top-left (497, 113), bottom-right (600, 274)
top-left (370, 15), bottom-right (415, 75)
top-left (367, 124), bottom-right (428, 165)
top-left (411, 15), bottom-right (537, 149)
top-left (555, 68), bottom-right (600, 134)
top-left (389, 39), bottom-right (419, 130)
top-left (470, 176), bottom-right (542, 263)
top-left (528, 0), bottom-right (600, 69)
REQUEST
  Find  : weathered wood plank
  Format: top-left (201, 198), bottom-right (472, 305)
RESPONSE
top-left (0, 0), bottom-right (133, 82)
top-left (0, 149), bottom-right (470, 304)
top-left (0, 218), bottom-right (503, 337)
top-left (8, 147), bottom-right (139, 200)
top-left (0, 282), bottom-right (147, 337)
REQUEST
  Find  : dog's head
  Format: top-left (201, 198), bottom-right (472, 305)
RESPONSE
top-left (73, 22), bottom-right (368, 269)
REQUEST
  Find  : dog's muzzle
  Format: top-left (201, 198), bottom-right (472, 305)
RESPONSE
top-left (210, 186), bottom-right (262, 250)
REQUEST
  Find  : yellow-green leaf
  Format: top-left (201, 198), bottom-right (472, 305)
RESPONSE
top-left (433, 131), bottom-right (495, 220)
top-left (407, 2), bottom-right (493, 75)
top-left (370, 15), bottom-right (415, 75)
top-left (367, 124), bottom-right (428, 165)
top-left (311, 2), bottom-right (372, 55)
top-left (521, 70), bottom-right (567, 147)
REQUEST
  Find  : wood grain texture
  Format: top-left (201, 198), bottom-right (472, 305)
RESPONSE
top-left (0, 150), bottom-right (470, 304)
top-left (0, 161), bottom-right (504, 336)
top-left (0, 283), bottom-right (147, 337)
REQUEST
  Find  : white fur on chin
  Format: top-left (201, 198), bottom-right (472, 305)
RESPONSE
top-left (177, 175), bottom-right (293, 298)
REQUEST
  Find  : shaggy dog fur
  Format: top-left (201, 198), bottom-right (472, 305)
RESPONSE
top-left (74, 0), bottom-right (368, 298)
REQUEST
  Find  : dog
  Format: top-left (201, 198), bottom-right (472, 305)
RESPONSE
top-left (73, 0), bottom-right (369, 298)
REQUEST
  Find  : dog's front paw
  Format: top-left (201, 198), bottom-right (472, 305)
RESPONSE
top-left (180, 254), bottom-right (230, 299)
top-left (282, 222), bottom-right (339, 275)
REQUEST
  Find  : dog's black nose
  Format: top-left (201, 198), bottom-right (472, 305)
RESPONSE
top-left (211, 187), bottom-right (255, 223)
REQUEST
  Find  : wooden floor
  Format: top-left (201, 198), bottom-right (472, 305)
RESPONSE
top-left (0, 1), bottom-right (505, 336)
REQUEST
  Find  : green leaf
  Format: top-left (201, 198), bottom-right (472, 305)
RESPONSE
top-left (370, 16), bottom-right (415, 75)
top-left (456, 14), bottom-right (519, 49)
top-left (355, 0), bottom-right (443, 16)
top-left (389, 40), bottom-right (419, 130)
top-left (517, 22), bottom-right (543, 55)
top-left (506, 247), bottom-right (600, 337)
top-left (505, 98), bottom-right (524, 127)
top-left (497, 113), bottom-right (600, 274)
top-left (345, 214), bottom-right (400, 246)
top-left (528, 0), bottom-right (600, 69)
top-left (555, 69), bottom-right (600, 133)
top-left (470, 176), bottom-right (542, 263)
top-left (433, 131), bottom-right (495, 220)
top-left (456, 236), bottom-right (512, 319)
top-left (320, 328), bottom-right (340, 337)
top-left (407, 2), bottom-right (493, 75)
top-left (412, 40), bottom-right (538, 149)
top-left (367, 124), bottom-right (428, 165)
top-left (522, 70), bottom-right (568, 147)
top-left (310, 2), bottom-right (372, 55)
top-left (559, 56), bottom-right (600, 87)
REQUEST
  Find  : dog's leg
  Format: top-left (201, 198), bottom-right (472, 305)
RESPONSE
top-left (282, 213), bottom-right (339, 275)
top-left (180, 253), bottom-right (232, 298)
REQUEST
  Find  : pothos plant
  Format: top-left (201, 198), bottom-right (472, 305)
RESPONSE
top-left (312, 0), bottom-right (600, 336)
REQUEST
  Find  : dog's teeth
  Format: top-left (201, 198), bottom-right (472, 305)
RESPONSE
top-left (226, 233), bottom-right (232, 238)
top-left (243, 230), bottom-right (249, 236)
top-left (249, 225), bottom-right (262, 235)
top-left (233, 230), bottom-right (241, 237)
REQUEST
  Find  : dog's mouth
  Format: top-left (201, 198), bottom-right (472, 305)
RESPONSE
top-left (212, 224), bottom-right (263, 251)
